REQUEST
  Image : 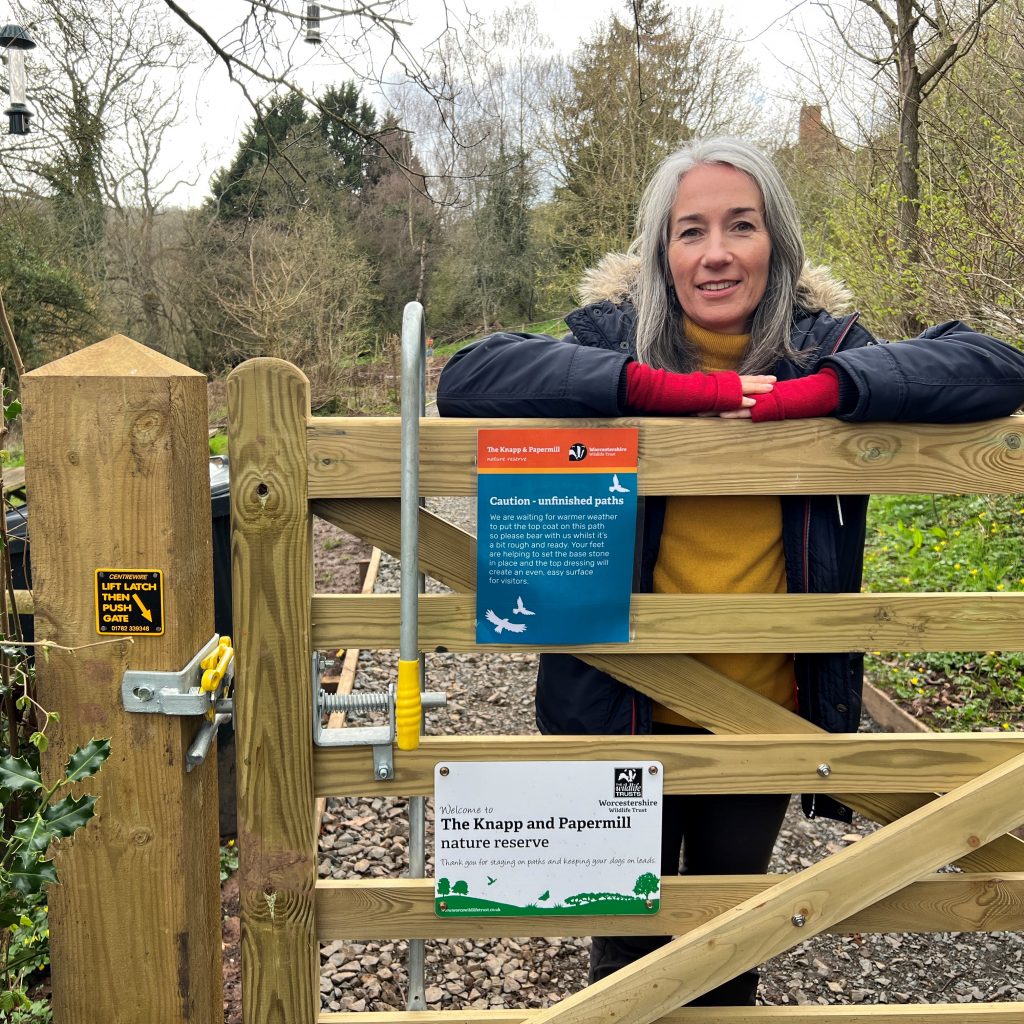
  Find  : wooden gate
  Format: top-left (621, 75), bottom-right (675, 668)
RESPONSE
top-left (228, 356), bottom-right (1024, 1024)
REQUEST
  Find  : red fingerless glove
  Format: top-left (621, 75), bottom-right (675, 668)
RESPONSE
top-left (625, 361), bottom-right (744, 414)
top-left (750, 368), bottom-right (840, 422)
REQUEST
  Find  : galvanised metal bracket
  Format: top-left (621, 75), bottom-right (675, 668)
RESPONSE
top-left (121, 634), bottom-right (233, 717)
top-left (311, 651), bottom-right (445, 780)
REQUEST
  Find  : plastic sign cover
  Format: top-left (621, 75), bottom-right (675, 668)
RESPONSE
top-left (476, 428), bottom-right (639, 645)
top-left (435, 760), bottom-right (662, 918)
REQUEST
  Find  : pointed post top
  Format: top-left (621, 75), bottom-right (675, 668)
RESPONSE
top-left (24, 335), bottom-right (203, 379)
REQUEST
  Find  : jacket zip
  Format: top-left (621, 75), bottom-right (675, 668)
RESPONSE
top-left (824, 314), bottom-right (859, 535)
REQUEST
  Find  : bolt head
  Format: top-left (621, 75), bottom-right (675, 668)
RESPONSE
top-left (816, 763), bottom-right (831, 777)
top-left (376, 765), bottom-right (390, 780)
top-left (792, 913), bottom-right (806, 927)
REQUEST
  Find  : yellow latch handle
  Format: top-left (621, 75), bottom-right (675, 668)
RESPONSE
top-left (395, 658), bottom-right (422, 751)
top-left (200, 636), bottom-right (234, 693)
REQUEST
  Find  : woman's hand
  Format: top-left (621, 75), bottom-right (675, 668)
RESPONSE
top-left (720, 370), bottom-right (841, 421)
top-left (714, 375), bottom-right (775, 419)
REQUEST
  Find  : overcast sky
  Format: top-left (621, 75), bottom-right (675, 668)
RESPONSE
top-left (164, 0), bottom-right (827, 207)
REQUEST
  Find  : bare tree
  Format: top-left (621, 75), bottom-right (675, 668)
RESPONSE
top-left (813, 0), bottom-right (999, 330)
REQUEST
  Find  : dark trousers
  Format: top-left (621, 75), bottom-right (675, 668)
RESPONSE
top-left (589, 725), bottom-right (790, 1006)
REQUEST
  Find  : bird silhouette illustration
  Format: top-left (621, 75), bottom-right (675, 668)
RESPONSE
top-left (487, 876), bottom-right (497, 885)
top-left (513, 596), bottom-right (535, 616)
top-left (485, 609), bottom-right (527, 634)
top-left (609, 474), bottom-right (630, 493)
top-left (538, 890), bottom-right (550, 901)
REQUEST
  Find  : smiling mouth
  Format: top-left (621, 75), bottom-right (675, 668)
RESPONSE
top-left (698, 281), bottom-right (739, 292)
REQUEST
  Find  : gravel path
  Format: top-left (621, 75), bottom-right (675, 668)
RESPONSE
top-left (315, 491), bottom-right (1024, 1014)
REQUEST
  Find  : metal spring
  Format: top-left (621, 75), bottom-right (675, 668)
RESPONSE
top-left (320, 691), bottom-right (388, 714)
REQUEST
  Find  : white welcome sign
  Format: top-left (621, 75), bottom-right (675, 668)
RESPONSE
top-left (434, 760), bottom-right (663, 919)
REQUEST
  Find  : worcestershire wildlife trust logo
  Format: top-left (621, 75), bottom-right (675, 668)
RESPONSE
top-left (614, 766), bottom-right (643, 798)
top-left (568, 443), bottom-right (588, 461)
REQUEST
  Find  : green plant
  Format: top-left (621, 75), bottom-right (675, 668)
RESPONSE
top-left (208, 431), bottom-right (228, 457)
top-left (1, 736), bottom-right (110, 1017)
top-left (863, 492), bottom-right (1024, 730)
top-left (219, 839), bottom-right (239, 883)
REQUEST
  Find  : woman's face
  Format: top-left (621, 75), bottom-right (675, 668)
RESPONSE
top-left (666, 163), bottom-right (772, 336)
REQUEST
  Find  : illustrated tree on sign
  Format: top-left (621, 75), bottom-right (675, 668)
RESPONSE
top-left (452, 879), bottom-right (470, 896)
top-left (633, 872), bottom-right (659, 899)
top-left (436, 877), bottom-right (451, 896)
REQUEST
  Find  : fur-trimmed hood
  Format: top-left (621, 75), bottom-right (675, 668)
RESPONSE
top-left (577, 251), bottom-right (853, 316)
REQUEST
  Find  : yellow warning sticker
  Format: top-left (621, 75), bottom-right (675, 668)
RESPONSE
top-left (95, 569), bottom-right (164, 635)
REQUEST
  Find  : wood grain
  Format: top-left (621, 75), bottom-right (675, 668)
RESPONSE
top-left (310, 591), bottom-right (1024, 653)
top-left (315, 872), bottom-right (1024, 939)
top-left (229, 358), bottom-right (319, 1024)
top-left (22, 335), bottom-right (222, 1023)
top-left (313, 733), bottom-right (1024, 798)
top-left (525, 751), bottom-right (1024, 1022)
top-left (306, 416), bottom-right (1024, 497)
top-left (318, 1005), bottom-right (1024, 1023)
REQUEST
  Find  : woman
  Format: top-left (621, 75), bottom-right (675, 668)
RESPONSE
top-left (437, 137), bottom-right (1024, 1005)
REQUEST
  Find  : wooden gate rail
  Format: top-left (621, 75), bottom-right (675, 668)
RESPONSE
top-left (316, 872), bottom-right (1024, 939)
top-left (320, 1007), bottom-right (1024, 1023)
top-left (313, 733), bottom-right (1024, 796)
top-left (228, 357), bottom-right (1024, 1023)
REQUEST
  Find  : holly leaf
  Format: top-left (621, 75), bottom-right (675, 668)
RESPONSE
top-left (0, 754), bottom-right (41, 793)
top-left (42, 793), bottom-right (97, 838)
top-left (64, 738), bottom-right (111, 783)
top-left (8, 857), bottom-right (59, 897)
top-left (12, 815), bottom-right (49, 856)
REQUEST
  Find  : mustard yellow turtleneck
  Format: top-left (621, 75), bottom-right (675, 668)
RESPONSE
top-left (651, 319), bottom-right (796, 725)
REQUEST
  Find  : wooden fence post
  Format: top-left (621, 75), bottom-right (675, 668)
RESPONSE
top-left (22, 335), bottom-right (222, 1023)
top-left (227, 358), bottom-right (318, 1023)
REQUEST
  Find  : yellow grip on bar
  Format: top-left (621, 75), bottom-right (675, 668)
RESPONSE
top-left (395, 658), bottom-right (422, 751)
top-left (200, 636), bottom-right (234, 693)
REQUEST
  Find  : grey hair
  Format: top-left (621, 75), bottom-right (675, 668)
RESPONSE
top-left (632, 137), bottom-right (807, 374)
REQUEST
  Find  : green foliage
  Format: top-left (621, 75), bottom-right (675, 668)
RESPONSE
top-left (0, 219), bottom-right (97, 373)
top-left (863, 493), bottom-right (1024, 729)
top-left (219, 840), bottom-right (239, 883)
top-left (550, 1), bottom-right (759, 276)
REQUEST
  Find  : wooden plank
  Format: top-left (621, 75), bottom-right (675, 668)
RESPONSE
top-left (525, 751), bottom-right (1024, 1022)
top-left (310, 591), bottom-right (1024, 653)
top-left (315, 872), bottom-right (1024, 939)
top-left (306, 416), bottom-right (1024, 497)
top-left (313, 733), bottom-right (1024, 798)
top-left (229, 358), bottom-right (318, 1024)
top-left (316, 499), bottom-right (1024, 874)
top-left (318, 1006), bottom-right (1024, 1023)
top-left (313, 498), bottom-right (475, 591)
top-left (22, 335), bottom-right (222, 1023)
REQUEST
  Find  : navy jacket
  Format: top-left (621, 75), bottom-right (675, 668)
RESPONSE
top-left (438, 300), bottom-right (1024, 820)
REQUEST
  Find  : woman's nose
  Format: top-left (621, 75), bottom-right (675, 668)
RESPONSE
top-left (701, 231), bottom-right (732, 265)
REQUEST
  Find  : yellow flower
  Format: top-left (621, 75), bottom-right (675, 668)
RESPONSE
top-left (996, 584), bottom-right (1005, 591)
top-left (970, 568), bottom-right (979, 576)
top-left (954, 563), bottom-right (962, 570)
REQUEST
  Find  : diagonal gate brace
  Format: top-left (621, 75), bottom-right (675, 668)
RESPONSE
top-left (526, 750), bottom-right (1024, 1024)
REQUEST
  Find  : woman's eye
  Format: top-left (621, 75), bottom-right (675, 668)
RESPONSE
top-left (677, 227), bottom-right (701, 240)
top-left (733, 221), bottom-right (757, 233)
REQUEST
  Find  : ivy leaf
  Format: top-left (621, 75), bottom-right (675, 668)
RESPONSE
top-left (0, 754), bottom-right (41, 793)
top-left (29, 731), bottom-right (48, 753)
top-left (42, 793), bottom-right (97, 838)
top-left (4, 398), bottom-right (21, 421)
top-left (8, 858), bottom-right (59, 897)
top-left (64, 738), bottom-right (111, 783)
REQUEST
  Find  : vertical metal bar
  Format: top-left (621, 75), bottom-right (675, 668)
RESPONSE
top-left (400, 301), bottom-right (427, 1011)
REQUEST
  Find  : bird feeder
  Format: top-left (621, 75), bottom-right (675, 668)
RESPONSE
top-left (304, 3), bottom-right (321, 45)
top-left (0, 22), bottom-right (35, 135)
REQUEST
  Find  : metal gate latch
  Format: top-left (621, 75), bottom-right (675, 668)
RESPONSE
top-left (311, 651), bottom-right (446, 780)
top-left (122, 635), bottom-right (235, 771)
